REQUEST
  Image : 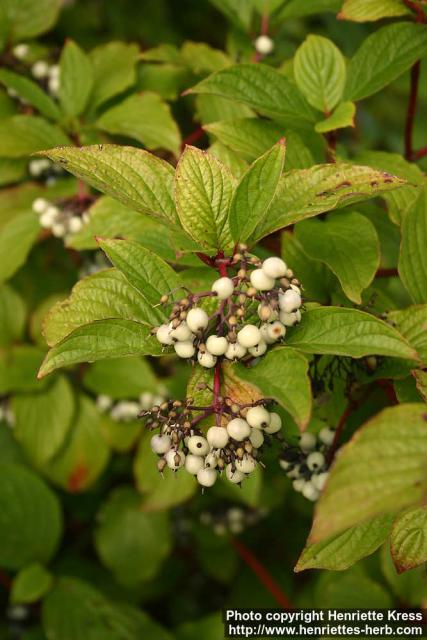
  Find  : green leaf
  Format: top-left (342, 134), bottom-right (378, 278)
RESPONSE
top-left (294, 35), bottom-right (346, 113)
top-left (0, 463), bottom-right (62, 569)
top-left (0, 69), bottom-right (61, 121)
top-left (398, 186), bottom-right (427, 304)
top-left (0, 115), bottom-right (70, 157)
top-left (12, 375), bottom-right (75, 466)
top-left (0, 157), bottom-right (27, 186)
top-left (43, 269), bottom-right (160, 347)
top-left (295, 211), bottom-right (380, 304)
top-left (84, 357), bottom-right (158, 399)
top-left (134, 432), bottom-right (197, 510)
top-left (315, 101), bottom-right (355, 133)
top-left (310, 403), bottom-right (427, 542)
top-left (11, 563), bottom-right (53, 605)
top-left (59, 40), bottom-right (93, 117)
top-left (232, 347), bottom-right (312, 429)
top-left (414, 369), bottom-right (427, 401)
top-left (175, 145), bottom-right (235, 251)
top-left (98, 238), bottom-right (183, 307)
top-left (208, 141), bottom-right (248, 179)
top-left (391, 507), bottom-right (427, 573)
top-left (381, 543), bottom-right (427, 606)
top-left (97, 92), bottom-right (181, 157)
top-left (186, 63), bottom-right (315, 125)
top-left (38, 144), bottom-right (178, 226)
top-left (94, 487), bottom-right (171, 586)
top-left (208, 0), bottom-right (253, 29)
top-left (345, 22), bottom-right (427, 102)
top-left (0, 210), bottom-right (40, 283)
top-left (89, 41), bottom-right (139, 111)
top-left (286, 307), bottom-right (417, 359)
top-left (387, 305), bottom-right (427, 365)
top-left (314, 564), bottom-right (393, 608)
top-left (338, 0), bottom-right (411, 22)
top-left (176, 613), bottom-right (224, 640)
top-left (2, 0), bottom-right (59, 41)
top-left (281, 231), bottom-right (331, 303)
top-left (296, 514), bottom-right (393, 571)
top-left (278, 0), bottom-right (341, 18)
top-left (0, 346), bottom-right (48, 394)
top-left (0, 283), bottom-right (26, 346)
top-left (42, 577), bottom-right (172, 640)
top-left (181, 41), bottom-right (231, 74)
top-left (39, 319), bottom-right (162, 378)
top-left (229, 140), bottom-right (286, 242)
top-left (252, 163), bottom-right (406, 242)
top-left (46, 395), bottom-right (110, 492)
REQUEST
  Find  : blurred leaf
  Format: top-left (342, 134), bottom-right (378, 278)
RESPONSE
top-left (277, 0), bottom-right (341, 18)
top-left (2, 0), bottom-right (59, 41)
top-left (391, 507), bottom-right (427, 573)
top-left (0, 69), bottom-right (61, 120)
top-left (314, 564), bottom-right (393, 607)
top-left (296, 514), bottom-right (393, 571)
top-left (0, 116), bottom-right (70, 157)
top-left (0, 283), bottom-right (26, 346)
top-left (39, 144), bottom-right (178, 226)
top-left (89, 41), bottom-right (139, 110)
top-left (345, 22), bottom-right (427, 101)
top-left (176, 612), bottom-right (224, 640)
top-left (84, 357), bottom-right (158, 398)
top-left (94, 487), bottom-right (172, 586)
top-left (315, 101), bottom-right (355, 133)
top-left (97, 92), bottom-right (181, 157)
top-left (0, 210), bottom-right (40, 283)
top-left (0, 157), bottom-right (27, 186)
top-left (0, 346), bottom-right (47, 394)
top-left (338, 0), bottom-right (411, 22)
top-left (388, 305), bottom-right (427, 364)
top-left (208, 0), bottom-right (253, 29)
top-left (232, 347), bottom-right (312, 429)
top-left (175, 145), bottom-right (235, 251)
top-left (310, 404), bottom-right (427, 542)
top-left (295, 211), bottom-right (380, 303)
top-left (181, 41), bottom-right (231, 74)
top-left (413, 370), bottom-right (427, 401)
top-left (43, 269), bottom-right (161, 347)
top-left (398, 185), bottom-right (427, 304)
top-left (11, 563), bottom-right (53, 605)
top-left (99, 415), bottom-right (141, 453)
top-left (0, 463), bottom-right (62, 569)
top-left (59, 40), bottom-right (94, 117)
top-left (286, 307), bottom-right (416, 359)
top-left (381, 544), bottom-right (427, 606)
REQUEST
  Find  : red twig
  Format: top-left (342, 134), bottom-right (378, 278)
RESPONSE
top-left (376, 379), bottom-right (398, 405)
top-left (0, 569), bottom-right (11, 591)
top-left (404, 61), bottom-right (421, 160)
top-left (180, 127), bottom-right (205, 152)
top-left (231, 539), bottom-right (293, 609)
top-left (196, 252), bottom-right (214, 268)
top-left (413, 146), bottom-right (427, 160)
top-left (404, 0), bottom-right (427, 22)
top-left (375, 268), bottom-right (398, 278)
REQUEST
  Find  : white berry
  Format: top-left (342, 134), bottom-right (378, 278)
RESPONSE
top-left (226, 464), bottom-right (245, 484)
top-left (319, 427), bottom-right (335, 446)
top-left (299, 432), bottom-right (316, 452)
top-left (151, 434), bottom-right (172, 455)
top-left (13, 44), bottom-right (29, 60)
top-left (246, 406), bottom-right (270, 429)
top-left (51, 223), bottom-right (66, 238)
top-left (174, 341), bottom-right (195, 359)
top-left (264, 412), bottom-right (282, 434)
top-left (262, 257), bottom-right (287, 279)
top-left (197, 350), bottom-right (217, 368)
top-left (249, 428), bottom-right (264, 449)
top-left (206, 335), bottom-right (228, 356)
top-left (227, 418), bottom-right (251, 440)
top-left (279, 289), bottom-right (302, 313)
top-left (207, 426), bottom-right (229, 449)
top-left (249, 340), bottom-right (267, 357)
top-left (32, 198), bottom-right (49, 214)
top-left (307, 451), bottom-right (325, 471)
top-left (96, 395), bottom-right (112, 412)
top-left (185, 454), bottom-right (204, 475)
top-left (156, 324), bottom-right (173, 346)
top-left (205, 452), bottom-right (218, 468)
top-left (302, 481), bottom-right (319, 501)
top-left (31, 60), bottom-right (49, 79)
top-left (211, 277), bottom-right (234, 299)
top-left (225, 342), bottom-right (247, 360)
top-left (260, 323), bottom-right (277, 345)
top-left (293, 478), bottom-right (306, 492)
top-left (170, 321), bottom-right (192, 342)
top-left (267, 321), bottom-right (286, 342)
top-left (279, 310), bottom-right (301, 326)
top-left (197, 467), bottom-right (217, 487)
top-left (48, 76), bottom-right (60, 94)
top-left (186, 307), bottom-right (209, 332)
top-left (254, 34), bottom-right (274, 55)
top-left (250, 268), bottom-right (275, 291)
top-left (166, 449), bottom-right (185, 470)
top-left (235, 456), bottom-right (256, 474)
top-left (187, 435), bottom-right (209, 456)
top-left (237, 324), bottom-right (261, 348)
top-left (68, 216), bottom-right (83, 234)
top-left (311, 472), bottom-right (329, 491)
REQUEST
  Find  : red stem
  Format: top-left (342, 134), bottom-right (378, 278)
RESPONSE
top-left (375, 268), bottom-right (398, 278)
top-left (231, 539), bottom-right (293, 609)
top-left (405, 61), bottom-right (421, 160)
top-left (180, 127), bottom-right (205, 152)
top-left (404, 0), bottom-right (427, 22)
top-left (376, 379), bottom-right (398, 405)
top-left (413, 146), bottom-right (427, 160)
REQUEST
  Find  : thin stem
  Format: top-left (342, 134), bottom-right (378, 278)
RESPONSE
top-left (404, 61), bottom-right (421, 160)
top-left (326, 400), bottom-right (354, 465)
top-left (231, 539), bottom-right (293, 609)
top-left (413, 146), bottom-right (427, 160)
top-left (180, 127), bottom-right (205, 152)
top-left (325, 130), bottom-right (337, 163)
top-left (375, 268), bottom-right (398, 278)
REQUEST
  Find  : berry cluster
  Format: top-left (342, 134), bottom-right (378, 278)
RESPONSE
top-left (200, 505), bottom-right (268, 536)
top-left (154, 249), bottom-right (303, 367)
top-left (279, 427), bottom-right (335, 501)
top-left (145, 397), bottom-right (283, 488)
top-left (96, 391), bottom-right (166, 422)
top-left (32, 197), bottom-right (89, 238)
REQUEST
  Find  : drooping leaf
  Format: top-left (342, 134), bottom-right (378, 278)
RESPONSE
top-left (391, 507), bottom-right (427, 573)
top-left (296, 514), bottom-right (394, 571)
top-left (0, 115), bottom-right (70, 157)
top-left (0, 463), bottom-right (62, 569)
top-left (89, 41), bottom-right (140, 110)
top-left (387, 306), bottom-right (427, 365)
top-left (294, 35), bottom-right (346, 113)
top-left (232, 347), bottom-right (312, 429)
top-left (315, 101), bottom-right (355, 133)
top-left (295, 211), bottom-right (380, 304)
top-left (0, 69), bottom-right (61, 120)
top-left (251, 163), bottom-right (405, 242)
top-left (59, 39), bottom-right (94, 117)
top-left (97, 92), bottom-right (181, 157)
top-left (186, 63), bottom-right (315, 125)
top-left (286, 307), bottom-right (417, 359)
top-left (43, 269), bottom-right (161, 347)
top-left (175, 145), bottom-right (235, 250)
top-left (345, 22), bottom-right (427, 102)
top-left (94, 487), bottom-right (172, 586)
top-left (398, 185), bottom-right (427, 304)
top-left (338, 0), bottom-right (411, 22)
top-left (11, 563), bottom-right (53, 605)
top-left (310, 404), bottom-right (427, 542)
top-left (229, 140), bottom-right (286, 242)
top-left (39, 319), bottom-right (162, 378)
top-left (38, 144), bottom-right (178, 225)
